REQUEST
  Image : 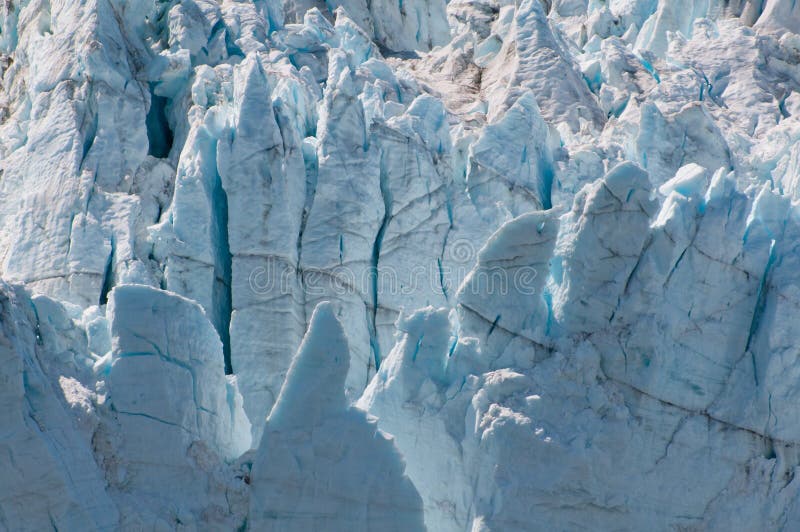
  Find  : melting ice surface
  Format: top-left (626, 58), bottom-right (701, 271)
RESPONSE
top-left (4, 0), bottom-right (800, 529)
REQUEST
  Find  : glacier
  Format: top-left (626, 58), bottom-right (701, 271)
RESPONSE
top-left (3, 0), bottom-right (800, 529)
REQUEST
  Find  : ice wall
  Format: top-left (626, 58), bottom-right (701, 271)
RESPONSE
top-left (2, 0), bottom-right (800, 529)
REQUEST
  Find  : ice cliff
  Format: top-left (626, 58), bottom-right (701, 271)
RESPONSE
top-left (3, 0), bottom-right (800, 529)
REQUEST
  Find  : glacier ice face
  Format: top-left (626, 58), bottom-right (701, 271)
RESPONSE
top-left (103, 284), bottom-right (252, 528)
top-left (358, 307), bottom-right (476, 531)
top-left (549, 161), bottom-right (657, 336)
top-left (249, 302), bottom-right (425, 531)
top-left (5, 0), bottom-right (800, 530)
top-left (0, 282), bottom-right (118, 531)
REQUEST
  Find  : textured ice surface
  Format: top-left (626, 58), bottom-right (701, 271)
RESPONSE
top-left (250, 302), bottom-right (424, 530)
top-left (4, 0), bottom-right (800, 530)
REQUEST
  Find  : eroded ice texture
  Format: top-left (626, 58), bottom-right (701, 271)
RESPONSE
top-left (4, 0), bottom-right (800, 529)
top-left (250, 302), bottom-right (425, 531)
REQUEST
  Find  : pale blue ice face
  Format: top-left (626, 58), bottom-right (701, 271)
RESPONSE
top-left (3, 0), bottom-right (800, 529)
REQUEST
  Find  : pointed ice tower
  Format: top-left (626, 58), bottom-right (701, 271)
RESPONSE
top-left (248, 302), bottom-right (425, 531)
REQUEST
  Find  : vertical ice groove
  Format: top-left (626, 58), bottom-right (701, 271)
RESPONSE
top-left (369, 147), bottom-right (394, 371)
top-left (212, 166), bottom-right (233, 375)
